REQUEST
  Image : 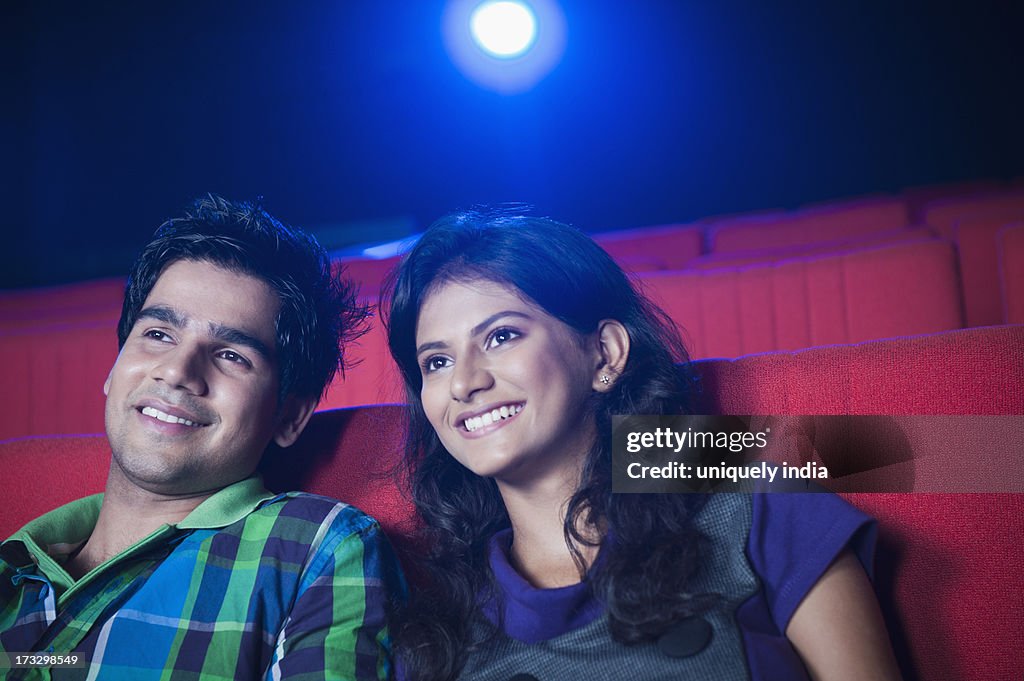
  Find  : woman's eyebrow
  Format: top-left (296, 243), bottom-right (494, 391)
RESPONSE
top-left (469, 310), bottom-right (531, 338)
top-left (416, 310), bottom-right (531, 357)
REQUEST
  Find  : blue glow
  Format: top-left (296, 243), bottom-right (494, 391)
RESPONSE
top-left (443, 0), bottom-right (566, 94)
top-left (470, 1), bottom-right (537, 58)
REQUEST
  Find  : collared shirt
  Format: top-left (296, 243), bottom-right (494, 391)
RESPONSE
top-left (0, 477), bottom-right (401, 681)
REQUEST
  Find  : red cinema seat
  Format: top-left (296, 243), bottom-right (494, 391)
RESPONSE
top-left (687, 227), bottom-right (934, 270)
top-left (593, 223), bottom-right (704, 271)
top-left (690, 324), bottom-right (1024, 681)
top-left (318, 311), bottom-right (405, 411)
top-left (333, 256), bottom-right (401, 297)
top-left (0, 277), bottom-right (125, 315)
top-left (709, 197), bottom-right (910, 254)
top-left (638, 239), bottom-right (963, 359)
top-left (922, 190), bottom-right (1024, 238)
top-left (901, 178), bottom-right (1008, 224)
top-left (954, 215), bottom-right (1024, 327)
top-left (2, 326), bottom-right (1021, 681)
top-left (0, 278), bottom-right (124, 331)
top-left (0, 321), bottom-right (117, 439)
top-left (998, 223), bottom-right (1024, 324)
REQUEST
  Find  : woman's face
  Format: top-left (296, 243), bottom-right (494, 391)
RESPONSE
top-left (415, 278), bottom-right (600, 488)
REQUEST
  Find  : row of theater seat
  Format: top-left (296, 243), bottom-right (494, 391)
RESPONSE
top-left (1, 181), bottom-right (1022, 438)
top-left (3, 324), bottom-right (1022, 681)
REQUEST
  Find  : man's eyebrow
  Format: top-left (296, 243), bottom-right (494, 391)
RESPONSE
top-left (137, 304), bottom-right (273, 361)
top-left (137, 304), bottom-right (186, 328)
top-left (415, 310), bottom-right (531, 357)
top-left (209, 324), bottom-right (274, 362)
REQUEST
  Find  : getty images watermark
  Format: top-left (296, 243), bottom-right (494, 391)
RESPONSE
top-left (611, 415), bottom-right (1024, 494)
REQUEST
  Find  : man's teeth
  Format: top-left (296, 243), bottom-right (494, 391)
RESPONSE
top-left (141, 406), bottom-right (201, 427)
top-left (464, 405), bottom-right (522, 432)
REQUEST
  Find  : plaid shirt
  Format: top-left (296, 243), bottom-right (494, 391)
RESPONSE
top-left (0, 477), bottom-right (401, 680)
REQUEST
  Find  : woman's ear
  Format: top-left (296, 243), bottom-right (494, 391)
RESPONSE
top-left (592, 319), bottom-right (630, 392)
top-left (273, 396), bottom-right (319, 448)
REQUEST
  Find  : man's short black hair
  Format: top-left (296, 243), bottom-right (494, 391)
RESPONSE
top-left (118, 194), bottom-right (366, 402)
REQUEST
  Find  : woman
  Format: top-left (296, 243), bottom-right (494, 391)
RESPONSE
top-left (383, 210), bottom-right (901, 681)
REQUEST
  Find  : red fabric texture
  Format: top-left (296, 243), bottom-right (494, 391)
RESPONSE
top-left (687, 227), bottom-right (934, 270)
top-left (0, 322), bottom-right (118, 440)
top-left (690, 325), bottom-right (1023, 416)
top-left (844, 492), bottom-right (1023, 681)
top-left (319, 318), bottom-right (405, 411)
top-left (639, 239), bottom-right (963, 360)
top-left (332, 256), bottom-right (401, 297)
top-left (593, 223), bottom-right (703, 270)
top-left (691, 324), bottom-right (1024, 681)
top-left (922, 190), bottom-right (1024, 238)
top-left (1, 326), bottom-right (1021, 681)
top-left (901, 179), bottom-right (1009, 223)
top-left (0, 277), bottom-right (125, 315)
top-left (709, 197), bottom-right (909, 253)
top-left (955, 215), bottom-right (1024, 326)
top-left (999, 223), bottom-right (1024, 324)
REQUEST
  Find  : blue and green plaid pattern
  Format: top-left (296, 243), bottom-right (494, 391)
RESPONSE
top-left (0, 477), bottom-right (400, 680)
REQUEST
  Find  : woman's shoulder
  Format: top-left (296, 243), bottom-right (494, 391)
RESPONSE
top-left (745, 490), bottom-right (878, 632)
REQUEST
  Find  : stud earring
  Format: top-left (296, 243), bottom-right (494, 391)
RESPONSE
top-left (600, 374), bottom-right (611, 385)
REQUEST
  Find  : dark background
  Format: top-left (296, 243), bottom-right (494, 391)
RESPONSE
top-left (2, 0), bottom-right (1022, 288)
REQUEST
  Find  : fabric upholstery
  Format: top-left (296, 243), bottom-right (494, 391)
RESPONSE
top-left (639, 239), bottom-right (963, 360)
top-left (709, 197), bottom-right (909, 253)
top-left (1, 326), bottom-right (1021, 681)
top-left (593, 223), bottom-right (703, 270)
top-left (998, 223), bottom-right (1024, 324)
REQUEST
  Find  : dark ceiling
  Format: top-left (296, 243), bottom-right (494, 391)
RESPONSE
top-left (2, 0), bottom-right (1022, 288)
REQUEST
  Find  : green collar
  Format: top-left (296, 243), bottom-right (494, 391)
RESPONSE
top-left (5, 476), bottom-right (276, 570)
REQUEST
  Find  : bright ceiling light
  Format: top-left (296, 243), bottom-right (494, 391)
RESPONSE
top-left (470, 1), bottom-right (538, 58)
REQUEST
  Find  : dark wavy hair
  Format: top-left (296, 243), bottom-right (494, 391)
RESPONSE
top-left (383, 209), bottom-right (709, 681)
top-left (118, 194), bottom-right (367, 402)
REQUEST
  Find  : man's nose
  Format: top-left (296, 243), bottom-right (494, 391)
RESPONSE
top-left (150, 343), bottom-right (209, 395)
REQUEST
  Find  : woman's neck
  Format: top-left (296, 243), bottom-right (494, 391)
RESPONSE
top-left (498, 476), bottom-right (601, 589)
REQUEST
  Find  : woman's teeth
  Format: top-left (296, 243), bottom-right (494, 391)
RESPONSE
top-left (464, 404), bottom-right (522, 432)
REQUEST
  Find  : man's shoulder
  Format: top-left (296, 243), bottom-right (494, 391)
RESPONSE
top-left (236, 491), bottom-right (383, 545)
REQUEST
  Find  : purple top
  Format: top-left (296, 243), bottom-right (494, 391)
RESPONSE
top-left (482, 492), bottom-right (876, 680)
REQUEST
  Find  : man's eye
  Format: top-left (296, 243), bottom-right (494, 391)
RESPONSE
top-left (218, 350), bottom-right (250, 366)
top-left (487, 328), bottom-right (521, 349)
top-left (143, 329), bottom-right (171, 342)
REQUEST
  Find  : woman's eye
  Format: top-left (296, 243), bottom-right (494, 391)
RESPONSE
top-left (487, 328), bottom-right (521, 349)
top-left (423, 356), bottom-right (451, 373)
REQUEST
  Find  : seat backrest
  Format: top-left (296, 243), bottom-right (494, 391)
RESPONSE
top-left (689, 324), bottom-right (1024, 681)
top-left (2, 326), bottom-right (1021, 681)
top-left (998, 223), bottom-right (1024, 324)
top-left (638, 239), bottom-right (963, 359)
top-left (709, 197), bottom-right (910, 253)
top-left (687, 227), bottom-right (933, 270)
top-left (922, 190), bottom-right (1024, 238)
top-left (954, 214), bottom-right (1024, 326)
top-left (0, 321), bottom-right (117, 440)
top-left (593, 223), bottom-right (703, 270)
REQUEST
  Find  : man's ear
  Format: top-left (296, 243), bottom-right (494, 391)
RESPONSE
top-left (103, 370), bottom-right (112, 396)
top-left (592, 319), bottom-right (631, 392)
top-left (273, 396), bottom-right (318, 448)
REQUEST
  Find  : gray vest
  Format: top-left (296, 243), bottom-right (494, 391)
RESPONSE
top-left (459, 494), bottom-right (759, 681)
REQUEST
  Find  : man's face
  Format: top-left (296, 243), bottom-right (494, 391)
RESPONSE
top-left (104, 259), bottom-right (301, 497)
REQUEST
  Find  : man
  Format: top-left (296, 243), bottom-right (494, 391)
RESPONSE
top-left (0, 196), bottom-right (402, 680)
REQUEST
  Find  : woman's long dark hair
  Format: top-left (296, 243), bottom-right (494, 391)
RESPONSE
top-left (383, 210), bottom-right (708, 681)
